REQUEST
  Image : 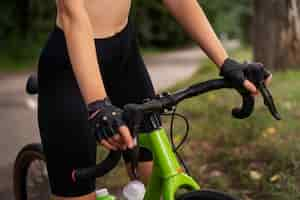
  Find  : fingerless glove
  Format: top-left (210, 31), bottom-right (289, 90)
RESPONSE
top-left (220, 58), bottom-right (271, 87)
top-left (88, 98), bottom-right (125, 141)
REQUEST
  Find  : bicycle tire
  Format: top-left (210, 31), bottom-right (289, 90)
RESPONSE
top-left (176, 190), bottom-right (241, 200)
top-left (13, 143), bottom-right (51, 200)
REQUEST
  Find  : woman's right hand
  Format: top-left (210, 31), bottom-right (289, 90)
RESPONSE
top-left (220, 58), bottom-right (272, 96)
top-left (88, 98), bottom-right (135, 151)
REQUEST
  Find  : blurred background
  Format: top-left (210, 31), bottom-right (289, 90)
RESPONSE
top-left (0, 0), bottom-right (299, 200)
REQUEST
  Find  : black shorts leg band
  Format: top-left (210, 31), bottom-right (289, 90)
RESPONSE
top-left (122, 147), bottom-right (153, 163)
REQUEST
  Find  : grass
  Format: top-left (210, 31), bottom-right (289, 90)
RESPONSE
top-left (97, 48), bottom-right (300, 199)
top-left (166, 48), bottom-right (300, 200)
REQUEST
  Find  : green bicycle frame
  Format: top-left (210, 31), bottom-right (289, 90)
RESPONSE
top-left (138, 128), bottom-right (200, 200)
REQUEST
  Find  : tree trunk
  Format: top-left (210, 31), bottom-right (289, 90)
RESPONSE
top-left (253, 0), bottom-right (300, 70)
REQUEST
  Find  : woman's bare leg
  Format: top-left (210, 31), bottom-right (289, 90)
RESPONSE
top-left (126, 161), bottom-right (153, 185)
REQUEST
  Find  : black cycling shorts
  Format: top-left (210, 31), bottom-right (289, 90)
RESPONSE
top-left (37, 21), bottom-right (155, 197)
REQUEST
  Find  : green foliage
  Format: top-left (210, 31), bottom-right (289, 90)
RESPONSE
top-left (132, 1), bottom-right (189, 48)
top-left (1, 1), bottom-right (252, 47)
top-left (199, 0), bottom-right (252, 41)
top-left (0, 0), bottom-right (55, 70)
top-left (168, 49), bottom-right (300, 199)
top-left (0, 2), bottom-right (17, 40)
top-left (0, 1), bottom-right (252, 70)
top-left (132, 0), bottom-right (252, 48)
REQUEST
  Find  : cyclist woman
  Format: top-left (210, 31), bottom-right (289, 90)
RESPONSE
top-left (37, 0), bottom-right (272, 200)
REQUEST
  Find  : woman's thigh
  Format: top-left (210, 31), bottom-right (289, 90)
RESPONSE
top-left (38, 65), bottom-right (97, 197)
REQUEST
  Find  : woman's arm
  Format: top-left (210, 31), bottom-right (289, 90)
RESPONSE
top-left (57, 0), bottom-right (106, 104)
top-left (162, 0), bottom-right (228, 67)
top-left (57, 0), bottom-right (134, 150)
top-left (162, 0), bottom-right (274, 95)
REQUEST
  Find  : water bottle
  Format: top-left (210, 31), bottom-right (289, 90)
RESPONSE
top-left (96, 188), bottom-right (116, 200)
top-left (122, 180), bottom-right (146, 200)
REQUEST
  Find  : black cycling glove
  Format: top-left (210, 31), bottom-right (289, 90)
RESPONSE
top-left (220, 58), bottom-right (271, 88)
top-left (88, 97), bottom-right (125, 141)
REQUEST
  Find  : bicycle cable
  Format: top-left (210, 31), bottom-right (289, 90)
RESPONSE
top-left (162, 107), bottom-right (191, 175)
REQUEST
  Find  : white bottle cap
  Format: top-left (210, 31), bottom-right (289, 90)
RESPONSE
top-left (96, 188), bottom-right (109, 197)
top-left (123, 180), bottom-right (145, 200)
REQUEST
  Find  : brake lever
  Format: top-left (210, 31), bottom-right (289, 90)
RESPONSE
top-left (257, 82), bottom-right (281, 120)
top-left (123, 104), bottom-right (143, 179)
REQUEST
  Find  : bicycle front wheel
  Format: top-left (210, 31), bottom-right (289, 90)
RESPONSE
top-left (176, 190), bottom-right (240, 200)
top-left (13, 143), bottom-right (51, 200)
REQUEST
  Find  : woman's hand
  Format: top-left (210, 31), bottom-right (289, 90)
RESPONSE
top-left (88, 98), bottom-right (135, 151)
top-left (220, 58), bottom-right (272, 96)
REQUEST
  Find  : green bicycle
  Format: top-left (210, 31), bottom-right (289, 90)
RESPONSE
top-left (13, 73), bottom-right (280, 200)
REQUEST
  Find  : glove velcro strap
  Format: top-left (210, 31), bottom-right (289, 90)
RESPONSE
top-left (220, 58), bottom-right (246, 76)
top-left (87, 97), bottom-right (112, 117)
top-left (220, 58), bottom-right (247, 86)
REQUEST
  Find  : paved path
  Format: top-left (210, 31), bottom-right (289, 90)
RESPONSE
top-left (0, 42), bottom-right (238, 199)
top-left (145, 47), bottom-right (203, 91)
top-left (145, 39), bottom-right (239, 90)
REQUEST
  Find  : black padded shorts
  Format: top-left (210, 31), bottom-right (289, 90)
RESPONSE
top-left (37, 21), bottom-right (155, 197)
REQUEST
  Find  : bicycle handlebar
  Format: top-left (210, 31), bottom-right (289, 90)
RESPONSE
top-left (118, 79), bottom-right (255, 119)
top-left (72, 79), bottom-right (281, 182)
top-left (25, 74), bottom-right (281, 182)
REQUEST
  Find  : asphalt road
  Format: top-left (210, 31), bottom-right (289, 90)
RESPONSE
top-left (0, 74), bottom-right (40, 199)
